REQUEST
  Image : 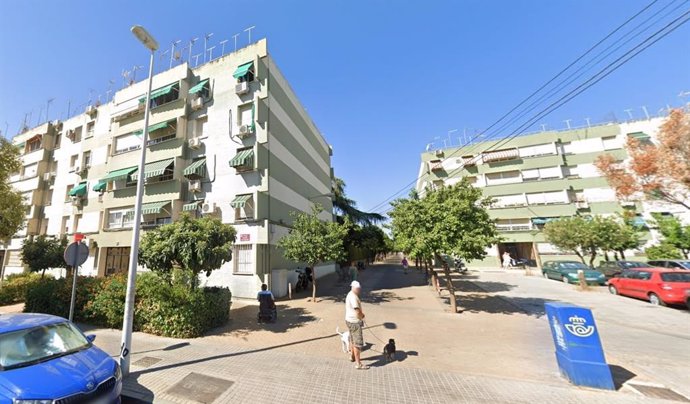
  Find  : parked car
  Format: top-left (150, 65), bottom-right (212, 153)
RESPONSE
top-left (647, 260), bottom-right (690, 270)
top-left (596, 260), bottom-right (654, 279)
top-left (542, 261), bottom-right (607, 285)
top-left (608, 268), bottom-right (690, 306)
top-left (0, 313), bottom-right (122, 403)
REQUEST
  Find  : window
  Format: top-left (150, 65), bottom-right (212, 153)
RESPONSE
top-left (149, 84), bottom-right (180, 108)
top-left (492, 194), bottom-right (527, 208)
top-left (68, 126), bottom-right (82, 142)
top-left (86, 121), bottom-right (95, 138)
top-left (26, 136), bottom-right (42, 153)
top-left (69, 155), bottom-right (79, 170)
top-left (234, 194), bottom-right (255, 220)
top-left (239, 103), bottom-right (253, 126)
top-left (74, 214), bottom-right (82, 233)
top-left (21, 163), bottom-right (38, 179)
top-left (114, 134), bottom-right (141, 154)
top-left (233, 245), bottom-right (253, 274)
top-left (44, 190), bottom-right (53, 206)
top-left (602, 135), bottom-right (622, 150)
top-left (485, 170), bottom-right (521, 186)
top-left (107, 207), bottom-right (135, 229)
top-left (82, 151), bottom-right (91, 168)
top-left (65, 185), bottom-right (74, 202)
top-left (194, 116), bottom-right (207, 138)
top-left (518, 143), bottom-right (556, 158)
top-left (495, 218), bottom-right (531, 231)
top-left (54, 133), bottom-right (62, 149)
top-left (105, 247), bottom-right (130, 276)
top-left (62, 216), bottom-right (71, 235)
top-left (521, 169), bottom-right (540, 181)
top-left (526, 191), bottom-right (568, 205)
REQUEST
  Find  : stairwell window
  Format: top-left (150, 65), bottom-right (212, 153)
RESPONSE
top-left (86, 121), bottom-right (95, 138)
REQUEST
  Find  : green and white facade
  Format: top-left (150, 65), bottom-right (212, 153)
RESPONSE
top-left (1, 39), bottom-right (335, 298)
top-left (416, 118), bottom-right (688, 268)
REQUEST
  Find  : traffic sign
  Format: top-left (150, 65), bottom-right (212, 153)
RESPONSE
top-left (64, 242), bottom-right (89, 267)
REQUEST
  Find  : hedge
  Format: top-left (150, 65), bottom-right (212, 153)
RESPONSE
top-left (23, 272), bottom-right (231, 338)
top-left (0, 273), bottom-right (50, 306)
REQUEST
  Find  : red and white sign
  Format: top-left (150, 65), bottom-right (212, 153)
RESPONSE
top-left (239, 234), bottom-right (250, 242)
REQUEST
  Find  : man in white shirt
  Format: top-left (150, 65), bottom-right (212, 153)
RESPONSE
top-left (345, 281), bottom-right (368, 370)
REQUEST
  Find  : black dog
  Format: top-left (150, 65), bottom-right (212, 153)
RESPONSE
top-left (383, 339), bottom-right (396, 362)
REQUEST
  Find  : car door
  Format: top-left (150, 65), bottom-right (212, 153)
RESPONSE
top-left (616, 270), bottom-right (637, 296)
top-left (544, 262), bottom-right (556, 279)
top-left (601, 262), bottom-right (615, 278)
top-left (633, 271), bottom-right (654, 299)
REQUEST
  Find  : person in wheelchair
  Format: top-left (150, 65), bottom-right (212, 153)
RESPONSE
top-left (257, 284), bottom-right (277, 323)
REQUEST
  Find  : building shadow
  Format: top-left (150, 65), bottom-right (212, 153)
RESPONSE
top-left (208, 304), bottom-right (317, 337)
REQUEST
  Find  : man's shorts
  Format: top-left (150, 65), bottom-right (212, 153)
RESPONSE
top-left (346, 321), bottom-right (364, 348)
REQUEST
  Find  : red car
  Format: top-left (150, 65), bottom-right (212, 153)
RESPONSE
top-left (608, 268), bottom-right (690, 307)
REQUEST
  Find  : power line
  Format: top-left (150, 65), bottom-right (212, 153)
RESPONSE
top-left (371, 6), bottom-right (690, 216)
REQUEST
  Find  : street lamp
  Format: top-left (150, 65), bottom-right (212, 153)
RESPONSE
top-left (120, 25), bottom-right (159, 377)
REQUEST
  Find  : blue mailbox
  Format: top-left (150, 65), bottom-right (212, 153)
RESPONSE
top-left (544, 302), bottom-right (615, 390)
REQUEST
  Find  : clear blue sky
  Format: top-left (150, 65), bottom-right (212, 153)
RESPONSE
top-left (1, 0), bottom-right (689, 215)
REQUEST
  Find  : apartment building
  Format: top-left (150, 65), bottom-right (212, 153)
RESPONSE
top-left (1, 39), bottom-right (335, 298)
top-left (416, 117), bottom-right (688, 268)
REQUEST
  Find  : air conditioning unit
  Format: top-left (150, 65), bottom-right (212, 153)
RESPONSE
top-left (85, 105), bottom-right (97, 116)
top-left (235, 82), bottom-right (249, 95)
top-left (191, 95), bottom-right (204, 110)
top-left (620, 201), bottom-right (636, 207)
top-left (238, 124), bottom-right (252, 137)
top-left (435, 149), bottom-right (444, 157)
top-left (188, 137), bottom-right (202, 149)
top-left (202, 202), bottom-right (216, 214)
top-left (575, 201), bottom-right (589, 209)
top-left (71, 196), bottom-right (82, 206)
top-left (42, 172), bottom-right (54, 181)
top-left (66, 129), bottom-right (75, 139)
top-left (188, 180), bottom-right (202, 193)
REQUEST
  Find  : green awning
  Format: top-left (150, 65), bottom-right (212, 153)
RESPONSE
top-left (139, 83), bottom-right (177, 102)
top-left (189, 79), bottom-right (209, 94)
top-left (183, 158), bottom-right (206, 179)
top-left (628, 132), bottom-right (651, 141)
top-left (130, 158), bottom-right (174, 181)
top-left (232, 62), bottom-right (254, 79)
top-left (141, 201), bottom-right (171, 215)
top-left (92, 181), bottom-right (106, 192)
top-left (183, 201), bottom-right (202, 211)
top-left (101, 166), bottom-right (137, 182)
top-left (229, 149), bottom-right (254, 168)
top-left (15, 142), bottom-right (25, 150)
top-left (631, 217), bottom-right (646, 227)
top-left (133, 120), bottom-right (172, 136)
top-left (531, 218), bottom-right (557, 225)
top-left (68, 182), bottom-right (88, 197)
top-left (230, 194), bottom-right (252, 208)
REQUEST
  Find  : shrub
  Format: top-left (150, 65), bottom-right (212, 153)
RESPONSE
top-left (646, 242), bottom-right (684, 260)
top-left (0, 272), bottom-right (49, 305)
top-left (83, 273), bottom-right (128, 328)
top-left (23, 276), bottom-right (103, 321)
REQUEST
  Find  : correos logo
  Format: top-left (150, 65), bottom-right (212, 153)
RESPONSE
top-left (564, 315), bottom-right (595, 337)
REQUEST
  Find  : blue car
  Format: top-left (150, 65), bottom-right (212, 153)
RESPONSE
top-left (0, 313), bottom-right (121, 404)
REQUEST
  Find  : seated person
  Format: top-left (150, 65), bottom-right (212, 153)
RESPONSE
top-left (257, 284), bottom-right (275, 303)
top-left (257, 284), bottom-right (277, 322)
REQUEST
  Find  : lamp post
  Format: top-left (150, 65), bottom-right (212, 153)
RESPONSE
top-left (120, 25), bottom-right (158, 377)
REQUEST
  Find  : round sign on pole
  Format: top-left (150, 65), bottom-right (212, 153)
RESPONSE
top-left (64, 242), bottom-right (89, 267)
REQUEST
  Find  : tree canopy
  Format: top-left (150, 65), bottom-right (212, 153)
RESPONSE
top-left (138, 215), bottom-right (236, 287)
top-left (0, 138), bottom-right (25, 242)
top-left (333, 177), bottom-right (384, 225)
top-left (652, 214), bottom-right (690, 259)
top-left (595, 109), bottom-right (690, 209)
top-left (278, 207), bottom-right (349, 301)
top-left (21, 236), bottom-right (69, 278)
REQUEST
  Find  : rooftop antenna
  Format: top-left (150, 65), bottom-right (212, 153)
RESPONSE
top-left (170, 40), bottom-right (182, 69)
top-left (640, 106), bottom-right (650, 120)
top-left (188, 37), bottom-right (199, 64)
top-left (624, 109), bottom-right (634, 121)
top-left (46, 98), bottom-right (54, 123)
top-left (88, 88), bottom-right (95, 105)
top-left (121, 69), bottom-right (131, 88)
top-left (232, 33), bottom-right (240, 51)
top-left (207, 45), bottom-right (216, 61)
top-left (447, 129), bottom-right (458, 148)
top-left (540, 123), bottom-right (547, 132)
top-left (584, 117), bottom-right (591, 127)
top-left (219, 39), bottom-right (228, 57)
top-left (131, 65), bottom-right (144, 83)
top-left (563, 119), bottom-right (572, 130)
top-left (36, 106), bottom-right (44, 125)
top-left (425, 143), bottom-right (433, 151)
top-left (244, 25), bottom-right (256, 44)
top-left (203, 33), bottom-right (214, 63)
top-left (192, 53), bottom-right (202, 67)
top-left (106, 80), bottom-right (115, 102)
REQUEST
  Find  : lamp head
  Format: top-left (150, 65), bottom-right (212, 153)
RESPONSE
top-left (131, 25), bottom-right (159, 51)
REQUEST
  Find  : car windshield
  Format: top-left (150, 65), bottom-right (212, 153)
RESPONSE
top-left (660, 273), bottom-right (690, 282)
top-left (559, 262), bottom-right (588, 270)
top-left (0, 322), bottom-right (90, 370)
top-left (620, 261), bottom-right (648, 268)
top-left (677, 261), bottom-right (690, 269)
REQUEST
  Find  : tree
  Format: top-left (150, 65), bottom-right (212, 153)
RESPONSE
top-left (0, 138), bottom-right (25, 242)
top-left (21, 236), bottom-right (69, 278)
top-left (333, 177), bottom-right (384, 225)
top-left (389, 180), bottom-right (500, 313)
top-left (599, 214), bottom-right (643, 260)
top-left (653, 215), bottom-right (690, 259)
top-left (544, 217), bottom-right (599, 266)
top-left (595, 109), bottom-right (690, 209)
top-left (645, 243), bottom-right (684, 260)
top-left (278, 207), bottom-right (350, 302)
top-left (138, 215), bottom-right (236, 288)
top-left (344, 224), bottom-right (387, 264)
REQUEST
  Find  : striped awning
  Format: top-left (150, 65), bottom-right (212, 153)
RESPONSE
top-left (92, 181), bottom-right (106, 192)
top-left (133, 120), bottom-right (172, 136)
top-left (130, 158), bottom-right (174, 181)
top-left (531, 217), bottom-right (557, 225)
top-left (482, 149), bottom-right (519, 163)
top-left (229, 149), bottom-right (254, 168)
top-left (141, 201), bottom-right (171, 215)
top-left (230, 194), bottom-right (252, 208)
top-left (68, 182), bottom-right (88, 197)
top-left (428, 160), bottom-right (443, 172)
top-left (182, 200), bottom-right (203, 211)
top-left (101, 166), bottom-right (137, 182)
top-left (232, 62), bottom-right (254, 79)
top-left (627, 132), bottom-right (651, 141)
top-left (183, 158), bottom-right (206, 179)
top-left (189, 79), bottom-right (209, 94)
top-left (139, 83), bottom-right (178, 102)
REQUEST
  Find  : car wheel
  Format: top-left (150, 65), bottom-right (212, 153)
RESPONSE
top-left (562, 276), bottom-right (569, 284)
top-left (608, 285), bottom-right (618, 295)
top-left (542, 272), bottom-right (548, 279)
top-left (649, 293), bottom-right (666, 306)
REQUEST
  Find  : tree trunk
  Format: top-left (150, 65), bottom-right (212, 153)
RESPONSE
top-left (589, 249), bottom-right (597, 268)
top-left (618, 250), bottom-right (626, 260)
top-left (604, 251), bottom-right (609, 261)
top-left (311, 264), bottom-right (317, 303)
top-left (438, 255), bottom-right (458, 314)
top-left (613, 251), bottom-right (619, 260)
top-left (41, 268), bottom-right (46, 279)
top-left (575, 251), bottom-right (585, 265)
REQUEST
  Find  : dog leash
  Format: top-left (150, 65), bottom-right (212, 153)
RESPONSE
top-left (362, 321), bottom-right (387, 345)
